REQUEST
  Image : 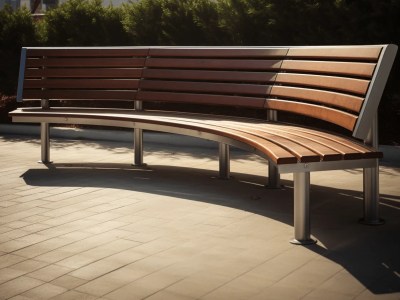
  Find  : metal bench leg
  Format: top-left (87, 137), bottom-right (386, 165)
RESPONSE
top-left (39, 122), bottom-right (51, 164)
top-left (219, 143), bottom-right (230, 179)
top-left (267, 161), bottom-right (280, 188)
top-left (290, 172), bottom-right (317, 245)
top-left (360, 159), bottom-right (384, 225)
top-left (133, 128), bottom-right (145, 166)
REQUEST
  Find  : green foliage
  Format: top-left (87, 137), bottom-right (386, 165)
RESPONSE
top-left (122, 0), bottom-right (223, 45)
top-left (0, 5), bottom-right (39, 95)
top-left (43, 0), bottom-right (128, 46)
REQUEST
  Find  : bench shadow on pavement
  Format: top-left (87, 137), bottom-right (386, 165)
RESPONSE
top-left (21, 162), bottom-right (400, 295)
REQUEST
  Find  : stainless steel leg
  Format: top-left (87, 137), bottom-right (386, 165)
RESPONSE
top-left (39, 122), bottom-right (51, 164)
top-left (360, 159), bottom-right (384, 225)
top-left (290, 172), bottom-right (317, 245)
top-left (133, 128), bottom-right (145, 166)
top-left (219, 143), bottom-right (230, 179)
top-left (267, 161), bottom-right (280, 188)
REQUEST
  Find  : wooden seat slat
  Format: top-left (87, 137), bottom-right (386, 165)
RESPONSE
top-left (139, 80), bottom-right (272, 97)
top-left (264, 99), bottom-right (358, 131)
top-left (275, 73), bottom-right (369, 96)
top-left (270, 86), bottom-right (364, 112)
top-left (281, 60), bottom-right (376, 78)
top-left (136, 112), bottom-right (370, 162)
top-left (25, 68), bottom-right (143, 79)
top-left (24, 79), bottom-right (140, 90)
top-left (142, 69), bottom-right (277, 83)
top-left (145, 58), bottom-right (283, 71)
top-left (26, 58), bottom-right (147, 68)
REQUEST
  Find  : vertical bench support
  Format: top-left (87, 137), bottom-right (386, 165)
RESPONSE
top-left (133, 101), bottom-right (145, 166)
top-left (361, 114), bottom-right (384, 225)
top-left (219, 143), bottom-right (230, 179)
top-left (39, 99), bottom-right (51, 164)
top-left (266, 110), bottom-right (280, 188)
top-left (290, 172), bottom-right (317, 245)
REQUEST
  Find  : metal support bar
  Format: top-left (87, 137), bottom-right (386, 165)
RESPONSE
top-left (39, 122), bottom-right (51, 164)
top-left (266, 110), bottom-right (280, 188)
top-left (133, 100), bottom-right (146, 166)
top-left (133, 128), bottom-right (145, 166)
top-left (290, 172), bottom-right (317, 245)
top-left (267, 161), bottom-right (280, 188)
top-left (219, 143), bottom-right (230, 179)
top-left (360, 113), bottom-right (384, 225)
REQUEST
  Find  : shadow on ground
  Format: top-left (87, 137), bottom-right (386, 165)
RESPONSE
top-left (21, 162), bottom-right (400, 295)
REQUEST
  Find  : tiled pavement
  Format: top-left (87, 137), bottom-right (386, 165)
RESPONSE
top-left (0, 132), bottom-right (399, 299)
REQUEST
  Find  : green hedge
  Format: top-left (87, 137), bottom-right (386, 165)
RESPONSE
top-left (0, 0), bottom-right (399, 143)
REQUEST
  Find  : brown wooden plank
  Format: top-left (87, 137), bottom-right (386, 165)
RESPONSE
top-left (24, 79), bottom-right (140, 90)
top-left (142, 69), bottom-right (277, 83)
top-left (27, 48), bottom-right (149, 57)
top-left (281, 60), bottom-right (376, 78)
top-left (264, 99), bottom-right (358, 131)
top-left (137, 91), bottom-right (266, 108)
top-left (23, 90), bottom-right (137, 100)
top-left (25, 68), bottom-right (143, 79)
top-left (286, 46), bottom-right (382, 61)
top-left (275, 73), bottom-right (370, 95)
top-left (139, 80), bottom-right (272, 96)
top-left (148, 47), bottom-right (289, 58)
top-left (279, 125), bottom-right (382, 159)
top-left (270, 86), bottom-right (364, 113)
top-left (145, 58), bottom-right (283, 71)
top-left (26, 58), bottom-right (146, 68)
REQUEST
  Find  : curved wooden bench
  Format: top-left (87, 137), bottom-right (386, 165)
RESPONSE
top-left (10, 45), bottom-right (397, 244)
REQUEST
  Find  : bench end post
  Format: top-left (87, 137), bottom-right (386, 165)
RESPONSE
top-left (290, 172), bottom-right (317, 245)
top-left (219, 143), bottom-right (230, 179)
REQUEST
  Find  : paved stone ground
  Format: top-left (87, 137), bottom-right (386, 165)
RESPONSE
top-left (0, 133), bottom-right (399, 300)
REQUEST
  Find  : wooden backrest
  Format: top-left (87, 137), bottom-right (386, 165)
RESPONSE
top-left (267, 45), bottom-right (397, 138)
top-left (137, 45), bottom-right (397, 138)
top-left (17, 45), bottom-right (397, 139)
top-left (17, 47), bottom-right (148, 102)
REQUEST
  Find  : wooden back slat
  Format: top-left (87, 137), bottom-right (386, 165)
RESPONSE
top-left (25, 68), bottom-right (143, 79)
top-left (142, 69), bottom-right (277, 83)
top-left (148, 47), bottom-right (289, 58)
top-left (145, 58), bottom-right (283, 71)
top-left (26, 47), bottom-right (149, 57)
top-left (286, 46), bottom-right (382, 61)
top-left (138, 91), bottom-right (266, 108)
top-left (24, 90), bottom-right (137, 100)
top-left (24, 79), bottom-right (140, 90)
top-left (140, 80), bottom-right (272, 97)
top-left (270, 86), bottom-right (364, 112)
top-left (264, 99), bottom-right (358, 131)
top-left (280, 60), bottom-right (376, 78)
top-left (26, 58), bottom-right (146, 68)
top-left (275, 73), bottom-right (369, 95)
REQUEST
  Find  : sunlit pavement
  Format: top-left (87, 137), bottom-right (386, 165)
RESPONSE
top-left (0, 129), bottom-right (399, 300)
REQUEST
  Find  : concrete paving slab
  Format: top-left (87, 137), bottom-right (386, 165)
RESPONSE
top-left (0, 131), bottom-right (399, 299)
